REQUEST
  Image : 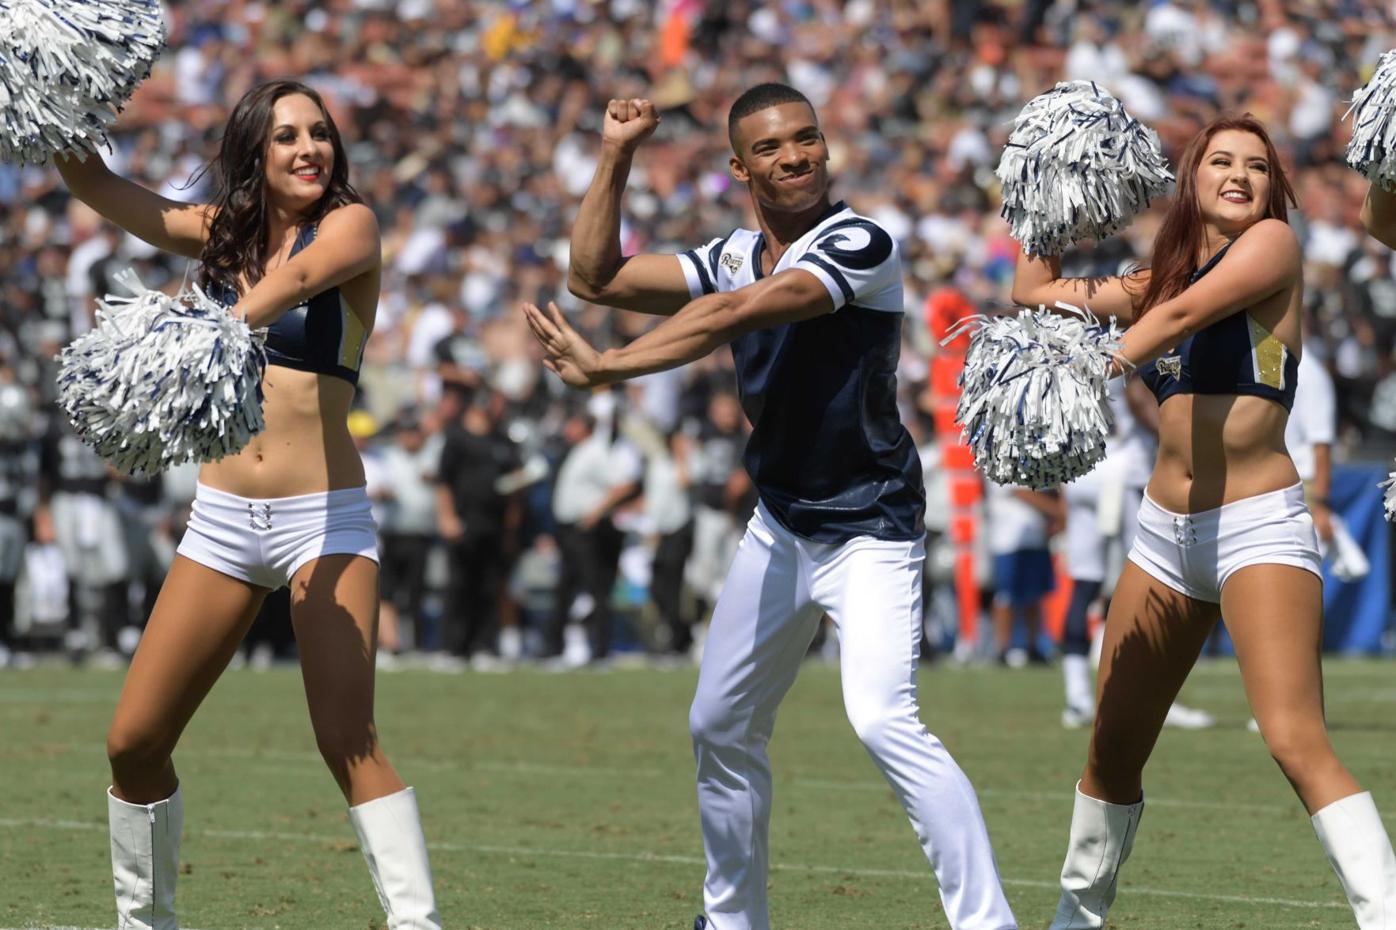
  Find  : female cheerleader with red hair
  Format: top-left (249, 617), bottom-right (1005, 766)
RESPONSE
top-left (1014, 114), bottom-right (1396, 928)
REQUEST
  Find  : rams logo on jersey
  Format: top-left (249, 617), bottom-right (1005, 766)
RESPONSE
top-left (816, 220), bottom-right (894, 270)
top-left (720, 251), bottom-right (744, 275)
top-left (1155, 355), bottom-right (1182, 379)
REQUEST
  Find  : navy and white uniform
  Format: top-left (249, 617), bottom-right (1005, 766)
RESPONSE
top-left (175, 224), bottom-right (378, 590)
top-left (1128, 243), bottom-right (1319, 603)
top-left (679, 202), bottom-right (924, 542)
top-left (677, 202), bottom-right (1015, 930)
top-left (1138, 242), bottom-right (1298, 411)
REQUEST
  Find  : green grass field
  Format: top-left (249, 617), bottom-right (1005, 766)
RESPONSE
top-left (2, 658), bottom-right (1393, 930)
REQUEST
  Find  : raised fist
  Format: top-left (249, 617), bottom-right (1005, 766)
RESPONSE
top-left (602, 98), bottom-right (660, 152)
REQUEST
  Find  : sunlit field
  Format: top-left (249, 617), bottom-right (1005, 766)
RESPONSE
top-left (2, 659), bottom-right (1392, 929)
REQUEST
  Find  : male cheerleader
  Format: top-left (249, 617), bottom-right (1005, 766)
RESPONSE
top-left (524, 84), bottom-right (1016, 930)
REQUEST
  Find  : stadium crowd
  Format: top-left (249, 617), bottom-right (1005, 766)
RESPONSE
top-left (1, 0), bottom-right (1395, 668)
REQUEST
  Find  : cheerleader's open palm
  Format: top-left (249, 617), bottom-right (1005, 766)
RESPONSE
top-left (523, 301), bottom-right (604, 388)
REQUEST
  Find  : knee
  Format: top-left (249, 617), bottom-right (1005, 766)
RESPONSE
top-left (844, 695), bottom-right (919, 756)
top-left (688, 695), bottom-right (742, 751)
top-left (106, 721), bottom-right (173, 778)
top-left (688, 698), bottom-right (721, 748)
top-left (1260, 719), bottom-right (1333, 785)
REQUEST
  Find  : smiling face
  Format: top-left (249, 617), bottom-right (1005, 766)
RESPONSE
top-left (263, 93), bottom-right (335, 215)
top-left (729, 101), bottom-right (831, 214)
top-left (1195, 129), bottom-right (1273, 235)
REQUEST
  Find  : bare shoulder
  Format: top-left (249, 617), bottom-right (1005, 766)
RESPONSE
top-left (318, 202), bottom-right (380, 238)
top-left (1234, 218), bottom-right (1299, 256)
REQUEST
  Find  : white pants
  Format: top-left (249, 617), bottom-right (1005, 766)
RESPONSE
top-left (690, 503), bottom-right (1015, 930)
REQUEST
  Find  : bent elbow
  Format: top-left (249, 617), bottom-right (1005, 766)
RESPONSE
top-left (567, 270), bottom-right (600, 301)
top-left (295, 267), bottom-right (315, 305)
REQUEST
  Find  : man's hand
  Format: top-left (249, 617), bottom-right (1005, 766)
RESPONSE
top-left (523, 301), bottom-right (605, 388)
top-left (603, 98), bottom-right (660, 153)
top-left (439, 512), bottom-right (465, 544)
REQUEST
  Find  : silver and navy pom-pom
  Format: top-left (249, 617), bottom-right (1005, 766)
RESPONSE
top-left (56, 270), bottom-right (267, 476)
top-left (0, 0), bottom-right (165, 163)
top-left (997, 81), bottom-right (1174, 256)
top-left (1345, 50), bottom-right (1396, 191)
top-left (951, 303), bottom-right (1124, 490)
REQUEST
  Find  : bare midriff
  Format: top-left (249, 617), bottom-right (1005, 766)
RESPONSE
top-left (1146, 392), bottom-right (1298, 513)
top-left (198, 365), bottom-right (364, 499)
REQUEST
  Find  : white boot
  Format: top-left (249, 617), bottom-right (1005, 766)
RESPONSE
top-left (1049, 783), bottom-right (1143, 929)
top-left (1312, 791), bottom-right (1396, 928)
top-left (108, 786), bottom-right (181, 930)
top-left (348, 787), bottom-right (442, 929)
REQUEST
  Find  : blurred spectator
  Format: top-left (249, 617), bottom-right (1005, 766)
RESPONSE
top-left (640, 427), bottom-right (696, 656)
top-left (436, 391), bottom-right (523, 664)
top-left (685, 391), bottom-right (753, 630)
top-left (0, 375), bottom-right (38, 666)
top-left (549, 404), bottom-right (641, 665)
top-left (39, 415), bottom-right (127, 665)
top-left (375, 411), bottom-right (446, 655)
top-left (986, 483), bottom-right (1061, 667)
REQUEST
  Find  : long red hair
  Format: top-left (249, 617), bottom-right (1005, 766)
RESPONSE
top-left (1132, 115), bottom-right (1297, 315)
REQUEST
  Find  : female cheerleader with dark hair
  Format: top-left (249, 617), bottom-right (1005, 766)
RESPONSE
top-left (56, 80), bottom-right (440, 929)
top-left (1013, 114), bottom-right (1395, 928)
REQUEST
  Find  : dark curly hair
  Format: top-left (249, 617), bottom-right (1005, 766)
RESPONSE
top-left (195, 80), bottom-right (363, 295)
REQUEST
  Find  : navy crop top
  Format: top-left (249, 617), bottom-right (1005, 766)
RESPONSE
top-left (208, 224), bottom-right (368, 386)
top-left (1137, 242), bottom-right (1298, 412)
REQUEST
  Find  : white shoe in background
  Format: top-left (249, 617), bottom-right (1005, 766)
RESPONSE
top-left (1062, 705), bottom-right (1094, 729)
top-left (561, 623), bottom-right (591, 668)
top-left (1163, 703), bottom-right (1215, 729)
top-left (498, 625), bottom-right (523, 661)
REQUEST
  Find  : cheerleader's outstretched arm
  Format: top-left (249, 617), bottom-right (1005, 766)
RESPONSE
top-left (54, 152), bottom-right (212, 259)
top-left (1113, 219), bottom-right (1299, 372)
top-left (235, 203), bottom-right (380, 328)
top-left (1010, 249), bottom-right (1146, 325)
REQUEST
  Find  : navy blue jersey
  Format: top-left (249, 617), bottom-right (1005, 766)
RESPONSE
top-left (677, 202), bottom-right (924, 543)
top-left (1139, 242), bottom-right (1299, 411)
top-left (209, 224), bottom-right (368, 386)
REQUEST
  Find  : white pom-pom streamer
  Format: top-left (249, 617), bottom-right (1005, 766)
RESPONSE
top-left (56, 270), bottom-right (267, 476)
top-left (949, 303), bottom-right (1124, 490)
top-left (997, 81), bottom-right (1174, 256)
top-left (1382, 470), bottom-right (1396, 523)
top-left (0, 0), bottom-right (165, 163)
top-left (1345, 50), bottom-right (1396, 191)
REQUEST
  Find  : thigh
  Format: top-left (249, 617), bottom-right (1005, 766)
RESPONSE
top-left (1221, 564), bottom-right (1326, 736)
top-left (817, 539), bottom-right (924, 712)
top-left (110, 556), bottom-right (268, 747)
top-left (693, 517), bottom-right (820, 726)
top-left (1092, 561), bottom-right (1219, 755)
top-left (291, 555), bottom-right (381, 735)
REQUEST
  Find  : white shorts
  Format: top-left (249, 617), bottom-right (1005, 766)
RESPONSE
top-left (1127, 482), bottom-right (1321, 604)
top-left (176, 483), bottom-right (378, 590)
